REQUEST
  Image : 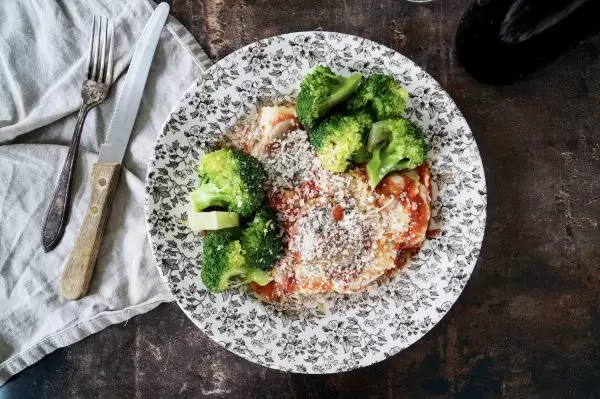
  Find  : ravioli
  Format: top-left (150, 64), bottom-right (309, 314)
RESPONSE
top-left (226, 106), bottom-right (432, 301)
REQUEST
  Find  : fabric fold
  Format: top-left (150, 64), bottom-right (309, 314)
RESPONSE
top-left (0, 0), bottom-right (212, 385)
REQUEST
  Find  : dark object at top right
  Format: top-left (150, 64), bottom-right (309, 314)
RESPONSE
top-left (456, 0), bottom-right (600, 85)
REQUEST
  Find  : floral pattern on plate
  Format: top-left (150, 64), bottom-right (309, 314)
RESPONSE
top-left (145, 31), bottom-right (486, 373)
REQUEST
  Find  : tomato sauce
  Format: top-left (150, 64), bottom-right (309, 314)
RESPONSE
top-left (299, 179), bottom-right (319, 197)
top-left (331, 205), bottom-right (344, 221)
top-left (426, 229), bottom-right (441, 239)
top-left (249, 281), bottom-right (278, 301)
top-left (249, 274), bottom-right (297, 302)
top-left (271, 113), bottom-right (297, 126)
top-left (281, 276), bottom-right (294, 293)
top-left (376, 164), bottom-right (432, 267)
top-left (394, 247), bottom-right (419, 267)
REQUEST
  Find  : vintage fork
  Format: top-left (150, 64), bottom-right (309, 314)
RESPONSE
top-left (42, 16), bottom-right (114, 252)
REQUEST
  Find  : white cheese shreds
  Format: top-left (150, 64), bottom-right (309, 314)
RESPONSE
top-left (290, 203), bottom-right (382, 281)
top-left (252, 129), bottom-right (315, 190)
top-left (223, 105), bottom-right (430, 298)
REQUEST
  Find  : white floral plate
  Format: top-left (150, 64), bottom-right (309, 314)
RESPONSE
top-left (145, 32), bottom-right (486, 373)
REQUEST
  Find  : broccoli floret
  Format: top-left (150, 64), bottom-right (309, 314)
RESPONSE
top-left (296, 66), bottom-right (361, 129)
top-left (365, 119), bottom-right (428, 188)
top-left (241, 207), bottom-right (282, 270)
top-left (309, 112), bottom-right (373, 173)
top-left (201, 228), bottom-right (272, 293)
top-left (347, 74), bottom-right (409, 121)
top-left (189, 148), bottom-right (267, 216)
top-left (351, 144), bottom-right (372, 164)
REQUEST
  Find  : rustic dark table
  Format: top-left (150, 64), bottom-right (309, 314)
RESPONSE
top-left (2, 0), bottom-right (600, 398)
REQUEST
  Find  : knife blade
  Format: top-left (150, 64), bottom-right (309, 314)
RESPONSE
top-left (98, 2), bottom-right (170, 163)
top-left (59, 3), bottom-right (170, 300)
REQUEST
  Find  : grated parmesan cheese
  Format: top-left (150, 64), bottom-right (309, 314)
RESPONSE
top-left (224, 105), bottom-right (430, 298)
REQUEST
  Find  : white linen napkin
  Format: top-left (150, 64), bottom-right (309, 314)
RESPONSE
top-left (0, 0), bottom-right (212, 384)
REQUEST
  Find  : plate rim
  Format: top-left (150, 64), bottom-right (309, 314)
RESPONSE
top-left (144, 30), bottom-right (487, 374)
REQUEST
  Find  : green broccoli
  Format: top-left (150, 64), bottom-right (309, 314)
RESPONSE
top-left (201, 228), bottom-right (272, 293)
top-left (365, 119), bottom-right (428, 188)
top-left (309, 112), bottom-right (373, 173)
top-left (189, 148), bottom-right (267, 217)
top-left (296, 66), bottom-right (362, 129)
top-left (351, 144), bottom-right (372, 164)
top-left (347, 74), bottom-right (409, 121)
top-left (241, 207), bottom-right (282, 270)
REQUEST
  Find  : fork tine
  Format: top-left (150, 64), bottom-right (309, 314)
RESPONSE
top-left (105, 21), bottom-right (114, 85)
top-left (95, 18), bottom-right (104, 82)
top-left (91, 16), bottom-right (100, 81)
top-left (99, 17), bottom-right (108, 83)
top-left (87, 15), bottom-right (96, 80)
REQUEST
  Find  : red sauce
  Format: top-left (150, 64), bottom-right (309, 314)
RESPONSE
top-left (242, 142), bottom-right (253, 155)
top-left (417, 164), bottom-right (431, 196)
top-left (268, 191), bottom-right (289, 214)
top-left (299, 179), bottom-right (320, 198)
top-left (426, 229), bottom-right (441, 238)
top-left (282, 275), bottom-right (296, 294)
top-left (394, 247), bottom-right (419, 267)
top-left (376, 164), bottom-right (432, 250)
top-left (271, 113), bottom-right (297, 126)
top-left (331, 205), bottom-right (344, 221)
top-left (384, 247), bottom-right (421, 280)
top-left (249, 272), bottom-right (296, 302)
top-left (249, 281), bottom-right (278, 301)
top-left (256, 163), bottom-right (433, 302)
top-left (268, 179), bottom-right (321, 231)
top-left (409, 164), bottom-right (432, 241)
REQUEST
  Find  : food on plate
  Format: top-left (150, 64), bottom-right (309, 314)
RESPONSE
top-left (189, 66), bottom-right (432, 300)
top-left (308, 111), bottom-right (372, 173)
top-left (365, 119), bottom-right (428, 188)
top-left (253, 105), bottom-right (299, 154)
top-left (258, 105), bottom-right (297, 137)
top-left (189, 148), bottom-right (267, 217)
top-left (240, 207), bottom-right (283, 271)
top-left (296, 65), bottom-right (362, 129)
top-left (347, 73), bottom-right (409, 121)
top-left (187, 211), bottom-right (239, 232)
top-left (201, 227), bottom-right (273, 292)
top-left (187, 148), bottom-right (283, 292)
top-left (253, 165), bottom-right (431, 298)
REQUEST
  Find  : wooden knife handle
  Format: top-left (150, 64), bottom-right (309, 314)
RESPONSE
top-left (60, 163), bottom-right (120, 300)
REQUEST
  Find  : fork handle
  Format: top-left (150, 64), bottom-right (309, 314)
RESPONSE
top-left (42, 105), bottom-right (91, 252)
top-left (60, 163), bottom-right (120, 300)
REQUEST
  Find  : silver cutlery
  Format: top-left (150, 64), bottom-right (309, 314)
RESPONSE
top-left (59, 3), bottom-right (170, 300)
top-left (42, 16), bottom-right (114, 252)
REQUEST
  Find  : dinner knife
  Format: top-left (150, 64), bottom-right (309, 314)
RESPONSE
top-left (60, 3), bottom-right (170, 300)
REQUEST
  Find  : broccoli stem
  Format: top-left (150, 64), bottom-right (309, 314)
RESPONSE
top-left (366, 148), bottom-right (400, 187)
top-left (367, 146), bottom-right (413, 187)
top-left (319, 73), bottom-right (361, 116)
top-left (367, 121), bottom-right (391, 152)
top-left (352, 144), bottom-right (371, 164)
top-left (389, 159), bottom-right (412, 172)
top-left (220, 265), bottom-right (271, 290)
top-left (322, 72), bottom-right (345, 85)
top-left (189, 183), bottom-right (229, 212)
top-left (243, 268), bottom-right (272, 286)
top-left (366, 147), bottom-right (386, 187)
